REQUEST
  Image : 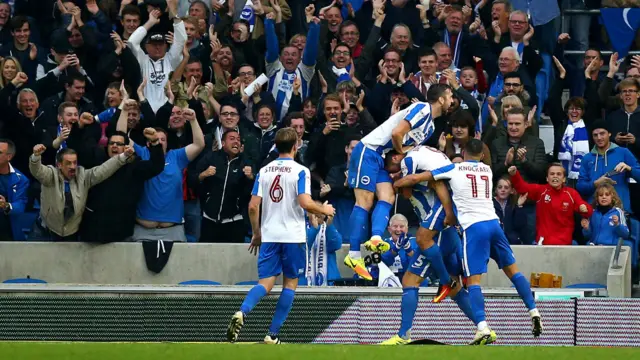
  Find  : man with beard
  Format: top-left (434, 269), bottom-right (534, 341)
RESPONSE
top-left (264, 10), bottom-right (319, 120)
top-left (423, 5), bottom-right (494, 71)
top-left (28, 143), bottom-right (133, 241)
top-left (195, 129), bottom-right (254, 243)
top-left (129, 0), bottom-right (187, 112)
top-left (76, 128), bottom-right (164, 243)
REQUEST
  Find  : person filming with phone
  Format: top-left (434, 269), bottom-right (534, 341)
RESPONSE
top-left (577, 120), bottom-right (640, 216)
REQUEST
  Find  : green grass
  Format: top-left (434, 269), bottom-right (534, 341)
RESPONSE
top-left (1, 343), bottom-right (639, 360)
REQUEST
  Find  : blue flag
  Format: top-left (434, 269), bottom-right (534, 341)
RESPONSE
top-left (601, 8), bottom-right (640, 59)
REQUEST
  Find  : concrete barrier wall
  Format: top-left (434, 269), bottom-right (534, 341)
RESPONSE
top-left (0, 242), bottom-right (616, 289)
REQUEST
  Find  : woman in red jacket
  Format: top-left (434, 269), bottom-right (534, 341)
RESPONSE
top-left (508, 163), bottom-right (593, 245)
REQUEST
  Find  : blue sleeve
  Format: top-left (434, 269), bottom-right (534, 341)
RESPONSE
top-left (326, 224), bottom-right (343, 252)
top-left (97, 108), bottom-right (116, 123)
top-left (176, 148), bottom-right (190, 169)
top-left (302, 21), bottom-right (320, 67)
top-left (251, 173), bottom-right (261, 196)
top-left (341, 0), bottom-right (363, 18)
top-left (265, 19), bottom-right (279, 63)
top-left (380, 240), bottom-right (396, 266)
top-left (9, 174), bottom-right (29, 215)
top-left (431, 164), bottom-right (456, 180)
top-left (404, 103), bottom-right (428, 129)
top-left (624, 149), bottom-right (640, 181)
top-left (134, 143), bottom-right (150, 160)
top-left (576, 157), bottom-right (595, 197)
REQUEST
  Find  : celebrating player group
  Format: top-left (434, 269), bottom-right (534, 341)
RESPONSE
top-left (227, 84), bottom-right (542, 346)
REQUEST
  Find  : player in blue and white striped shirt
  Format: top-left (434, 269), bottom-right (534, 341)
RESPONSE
top-left (264, 16), bottom-right (320, 121)
top-left (343, 84), bottom-right (454, 281)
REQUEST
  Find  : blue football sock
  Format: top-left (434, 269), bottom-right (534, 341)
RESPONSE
top-left (398, 287), bottom-right (419, 338)
top-left (239, 284), bottom-right (268, 315)
top-left (347, 205), bottom-right (369, 253)
top-left (453, 289), bottom-right (477, 325)
top-left (511, 272), bottom-right (536, 311)
top-left (468, 285), bottom-right (486, 324)
top-left (422, 244), bottom-right (451, 284)
top-left (371, 200), bottom-right (393, 237)
top-left (268, 288), bottom-right (296, 336)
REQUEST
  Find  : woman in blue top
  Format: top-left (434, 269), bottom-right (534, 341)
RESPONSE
top-left (581, 184), bottom-right (630, 247)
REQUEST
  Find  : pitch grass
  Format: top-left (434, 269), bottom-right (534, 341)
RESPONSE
top-left (1, 343), bottom-right (640, 360)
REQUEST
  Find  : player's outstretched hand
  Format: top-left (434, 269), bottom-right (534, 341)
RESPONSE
top-left (321, 201), bottom-right (336, 217)
top-left (249, 233), bottom-right (261, 256)
top-left (507, 166), bottom-right (517, 176)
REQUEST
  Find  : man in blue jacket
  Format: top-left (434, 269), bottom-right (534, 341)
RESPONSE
top-left (302, 211), bottom-right (342, 286)
top-left (0, 139), bottom-right (30, 240)
top-left (577, 121), bottom-right (640, 214)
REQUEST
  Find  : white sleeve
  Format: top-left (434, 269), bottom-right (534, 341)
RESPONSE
top-left (128, 26), bottom-right (149, 65)
top-left (431, 164), bottom-right (456, 181)
top-left (266, 60), bottom-right (283, 77)
top-left (168, 21), bottom-right (187, 69)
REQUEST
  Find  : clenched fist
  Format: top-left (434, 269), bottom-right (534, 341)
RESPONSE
top-left (33, 144), bottom-right (46, 156)
top-left (144, 127), bottom-right (158, 142)
top-left (199, 166), bottom-right (216, 181)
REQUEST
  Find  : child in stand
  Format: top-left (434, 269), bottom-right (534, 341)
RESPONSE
top-left (493, 176), bottom-right (529, 245)
top-left (581, 184), bottom-right (631, 247)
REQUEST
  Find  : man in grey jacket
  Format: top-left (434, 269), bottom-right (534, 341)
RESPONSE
top-left (29, 144), bottom-right (133, 241)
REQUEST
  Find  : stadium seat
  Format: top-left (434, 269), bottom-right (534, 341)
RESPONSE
top-left (3, 278), bottom-right (47, 284)
top-left (235, 281), bottom-right (259, 286)
top-left (185, 234), bottom-right (197, 243)
top-left (565, 283), bottom-right (606, 289)
top-left (178, 280), bottom-right (221, 286)
top-left (16, 211), bottom-right (38, 241)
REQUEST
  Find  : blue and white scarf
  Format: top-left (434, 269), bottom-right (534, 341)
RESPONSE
top-left (558, 119), bottom-right (589, 179)
top-left (57, 124), bottom-right (67, 153)
top-left (378, 262), bottom-right (401, 288)
top-left (443, 29), bottom-right (462, 68)
top-left (305, 223), bottom-right (328, 286)
top-left (239, 0), bottom-right (256, 32)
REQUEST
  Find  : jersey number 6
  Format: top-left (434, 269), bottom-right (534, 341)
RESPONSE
top-left (269, 175), bottom-right (284, 203)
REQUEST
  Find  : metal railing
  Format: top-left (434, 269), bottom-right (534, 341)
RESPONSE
top-left (561, 8), bottom-right (640, 56)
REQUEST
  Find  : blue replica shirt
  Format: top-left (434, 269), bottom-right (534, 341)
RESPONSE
top-left (136, 147), bottom-right (189, 223)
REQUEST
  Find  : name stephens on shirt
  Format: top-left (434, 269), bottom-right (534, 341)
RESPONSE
top-left (265, 166), bottom-right (292, 173)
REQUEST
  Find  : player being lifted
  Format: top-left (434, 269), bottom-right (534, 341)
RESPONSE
top-left (381, 144), bottom-right (477, 345)
top-left (344, 84), bottom-right (455, 293)
top-left (394, 139), bottom-right (542, 345)
top-left (227, 128), bottom-right (335, 344)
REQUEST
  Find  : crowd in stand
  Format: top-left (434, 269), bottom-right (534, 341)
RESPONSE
top-left (0, 0), bottom-right (638, 268)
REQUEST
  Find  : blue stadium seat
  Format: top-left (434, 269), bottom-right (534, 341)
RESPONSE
top-left (3, 278), bottom-right (47, 284)
top-left (185, 235), bottom-right (197, 243)
top-left (235, 281), bottom-right (259, 286)
top-left (565, 283), bottom-right (606, 289)
top-left (178, 280), bottom-right (221, 285)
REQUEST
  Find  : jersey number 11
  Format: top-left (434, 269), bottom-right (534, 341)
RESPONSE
top-left (466, 174), bottom-right (490, 199)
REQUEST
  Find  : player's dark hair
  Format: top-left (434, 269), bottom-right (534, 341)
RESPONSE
top-left (275, 128), bottom-right (298, 154)
top-left (427, 84), bottom-right (452, 103)
top-left (464, 139), bottom-right (484, 157)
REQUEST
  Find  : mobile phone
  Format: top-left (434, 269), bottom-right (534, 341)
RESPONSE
top-left (620, 132), bottom-right (629, 136)
top-left (604, 170), bottom-right (620, 177)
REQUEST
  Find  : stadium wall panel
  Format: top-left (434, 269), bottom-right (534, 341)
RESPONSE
top-left (2, 293), bottom-right (638, 346)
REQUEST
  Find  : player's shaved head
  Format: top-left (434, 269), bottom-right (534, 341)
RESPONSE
top-left (464, 139), bottom-right (484, 159)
